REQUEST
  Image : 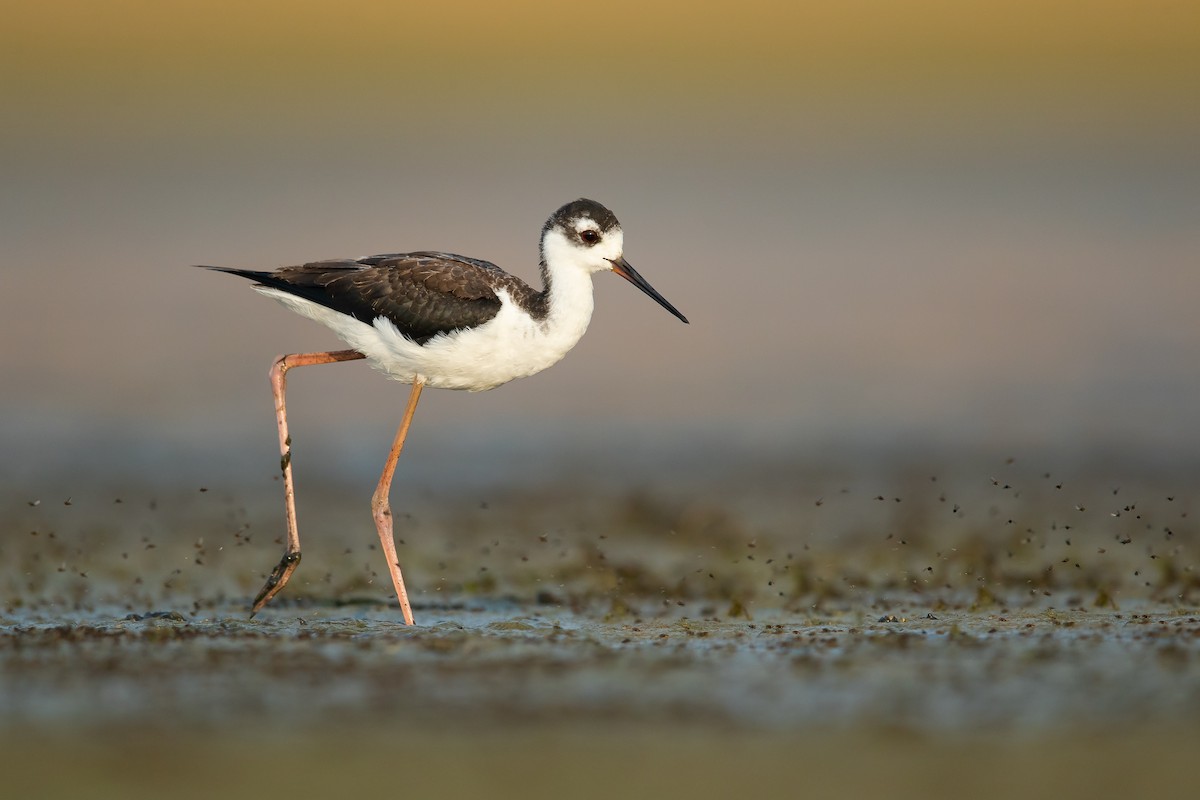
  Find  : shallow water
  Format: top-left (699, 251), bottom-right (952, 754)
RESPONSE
top-left (4, 602), bottom-right (1199, 732)
top-left (3, 455), bottom-right (1197, 797)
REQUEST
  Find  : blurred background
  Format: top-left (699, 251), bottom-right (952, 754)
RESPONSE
top-left (2, 1), bottom-right (1198, 490)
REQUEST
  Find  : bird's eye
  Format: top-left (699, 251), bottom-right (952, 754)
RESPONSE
top-left (580, 229), bottom-right (600, 245)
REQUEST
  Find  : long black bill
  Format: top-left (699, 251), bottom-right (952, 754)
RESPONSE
top-left (608, 256), bottom-right (689, 324)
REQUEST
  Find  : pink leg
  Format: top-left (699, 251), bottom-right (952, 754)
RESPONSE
top-left (250, 349), bottom-right (366, 617)
top-left (371, 378), bottom-right (425, 625)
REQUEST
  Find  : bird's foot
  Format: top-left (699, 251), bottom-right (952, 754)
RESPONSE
top-left (249, 550), bottom-right (301, 617)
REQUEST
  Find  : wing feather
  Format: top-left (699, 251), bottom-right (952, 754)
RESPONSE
top-left (211, 252), bottom-right (530, 344)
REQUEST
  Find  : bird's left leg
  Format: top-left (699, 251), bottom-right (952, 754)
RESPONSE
top-left (370, 377), bottom-right (425, 625)
top-left (250, 349), bottom-right (366, 617)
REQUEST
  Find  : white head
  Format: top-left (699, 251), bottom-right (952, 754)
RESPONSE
top-left (540, 199), bottom-right (689, 323)
top-left (540, 198), bottom-right (626, 275)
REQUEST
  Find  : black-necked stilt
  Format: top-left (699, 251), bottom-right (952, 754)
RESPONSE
top-left (204, 199), bottom-right (687, 624)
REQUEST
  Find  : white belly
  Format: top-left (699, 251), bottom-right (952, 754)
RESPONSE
top-left (255, 287), bottom-right (593, 391)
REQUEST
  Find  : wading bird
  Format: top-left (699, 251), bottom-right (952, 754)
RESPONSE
top-left (204, 199), bottom-right (688, 624)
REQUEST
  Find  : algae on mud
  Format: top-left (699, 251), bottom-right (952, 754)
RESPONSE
top-left (1, 455), bottom-right (1197, 797)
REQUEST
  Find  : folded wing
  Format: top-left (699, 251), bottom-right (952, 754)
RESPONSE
top-left (206, 252), bottom-right (511, 344)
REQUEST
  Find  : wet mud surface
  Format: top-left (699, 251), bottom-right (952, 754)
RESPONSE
top-left (3, 456), bottom-right (1198, 797)
top-left (5, 603), bottom-right (1200, 732)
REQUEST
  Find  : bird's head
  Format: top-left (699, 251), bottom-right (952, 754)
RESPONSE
top-left (540, 198), bottom-right (688, 324)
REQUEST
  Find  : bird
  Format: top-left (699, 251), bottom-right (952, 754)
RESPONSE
top-left (203, 198), bottom-right (688, 624)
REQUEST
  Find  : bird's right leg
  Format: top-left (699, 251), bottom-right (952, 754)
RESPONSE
top-left (370, 378), bottom-right (425, 626)
top-left (250, 349), bottom-right (366, 617)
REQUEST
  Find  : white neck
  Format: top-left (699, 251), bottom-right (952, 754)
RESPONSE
top-left (538, 226), bottom-right (622, 346)
top-left (543, 257), bottom-right (596, 346)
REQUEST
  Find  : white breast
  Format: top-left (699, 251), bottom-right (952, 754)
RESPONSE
top-left (255, 280), bottom-right (596, 391)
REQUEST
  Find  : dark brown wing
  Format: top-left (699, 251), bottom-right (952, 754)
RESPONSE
top-left (206, 252), bottom-right (522, 344)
